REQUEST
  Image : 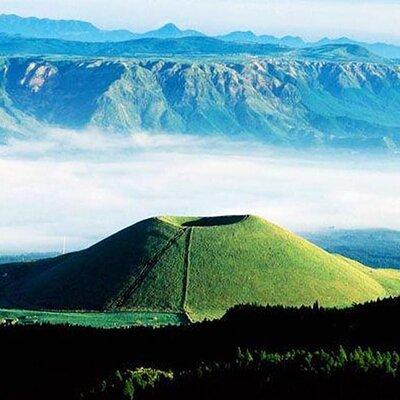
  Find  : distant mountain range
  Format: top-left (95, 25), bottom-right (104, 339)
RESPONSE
top-left (1, 13), bottom-right (400, 59)
top-left (0, 14), bottom-right (135, 42)
top-left (0, 34), bottom-right (288, 58)
top-left (0, 14), bottom-right (204, 42)
top-left (217, 31), bottom-right (400, 60)
top-left (1, 57), bottom-right (400, 150)
top-left (304, 229), bottom-right (400, 269)
top-left (0, 14), bottom-right (399, 151)
top-left (216, 31), bottom-right (305, 47)
top-left (0, 32), bottom-right (385, 63)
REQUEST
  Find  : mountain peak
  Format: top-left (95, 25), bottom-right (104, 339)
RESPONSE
top-left (142, 22), bottom-right (204, 39)
top-left (159, 22), bottom-right (181, 33)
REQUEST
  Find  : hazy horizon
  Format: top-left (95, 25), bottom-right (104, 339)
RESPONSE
top-left (1, 0), bottom-right (400, 44)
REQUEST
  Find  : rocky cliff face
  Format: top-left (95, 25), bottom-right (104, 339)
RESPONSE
top-left (1, 57), bottom-right (400, 149)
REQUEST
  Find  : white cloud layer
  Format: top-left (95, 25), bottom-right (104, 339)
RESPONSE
top-left (1, 129), bottom-right (400, 253)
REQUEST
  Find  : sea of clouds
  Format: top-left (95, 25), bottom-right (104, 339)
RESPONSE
top-left (1, 128), bottom-right (399, 253)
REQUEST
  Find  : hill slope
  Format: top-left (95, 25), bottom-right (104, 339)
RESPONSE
top-left (1, 215), bottom-right (400, 321)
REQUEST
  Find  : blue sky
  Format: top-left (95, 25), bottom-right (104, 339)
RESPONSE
top-left (0, 0), bottom-right (400, 43)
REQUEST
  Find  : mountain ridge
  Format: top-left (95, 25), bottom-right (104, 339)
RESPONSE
top-left (1, 56), bottom-right (399, 150)
top-left (0, 13), bottom-right (136, 42)
top-left (0, 32), bottom-right (384, 64)
top-left (304, 228), bottom-right (400, 269)
top-left (1, 14), bottom-right (400, 58)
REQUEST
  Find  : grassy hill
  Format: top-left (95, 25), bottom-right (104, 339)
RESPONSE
top-left (1, 215), bottom-right (400, 322)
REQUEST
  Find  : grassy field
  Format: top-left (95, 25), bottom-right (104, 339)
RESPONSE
top-left (2, 214), bottom-right (400, 324)
top-left (0, 309), bottom-right (187, 328)
top-left (184, 216), bottom-right (398, 320)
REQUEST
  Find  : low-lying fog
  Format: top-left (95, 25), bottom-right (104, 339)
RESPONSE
top-left (1, 129), bottom-right (399, 253)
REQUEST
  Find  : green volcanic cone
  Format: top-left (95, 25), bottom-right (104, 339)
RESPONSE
top-left (2, 215), bottom-right (400, 322)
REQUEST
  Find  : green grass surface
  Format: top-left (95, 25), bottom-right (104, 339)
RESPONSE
top-left (2, 214), bottom-right (400, 324)
top-left (0, 217), bottom-right (185, 310)
top-left (0, 309), bottom-right (186, 328)
top-left (185, 216), bottom-right (397, 320)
